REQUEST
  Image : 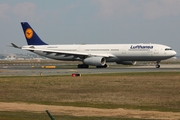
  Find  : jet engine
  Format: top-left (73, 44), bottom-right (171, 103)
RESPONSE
top-left (116, 61), bottom-right (136, 65)
top-left (83, 57), bottom-right (106, 66)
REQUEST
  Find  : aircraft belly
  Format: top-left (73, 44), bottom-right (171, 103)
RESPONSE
top-left (115, 56), bottom-right (172, 61)
top-left (106, 57), bottom-right (120, 62)
top-left (113, 50), bottom-right (173, 61)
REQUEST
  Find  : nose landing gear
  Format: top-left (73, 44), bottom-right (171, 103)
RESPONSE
top-left (156, 61), bottom-right (161, 68)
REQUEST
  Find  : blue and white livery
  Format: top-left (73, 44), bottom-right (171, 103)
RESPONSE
top-left (11, 22), bottom-right (177, 68)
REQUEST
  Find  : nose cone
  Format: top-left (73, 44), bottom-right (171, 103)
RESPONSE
top-left (172, 50), bottom-right (177, 56)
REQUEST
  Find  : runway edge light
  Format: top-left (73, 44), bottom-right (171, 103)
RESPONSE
top-left (72, 73), bottom-right (81, 77)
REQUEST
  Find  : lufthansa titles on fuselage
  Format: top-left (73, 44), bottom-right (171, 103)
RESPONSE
top-left (129, 45), bottom-right (153, 51)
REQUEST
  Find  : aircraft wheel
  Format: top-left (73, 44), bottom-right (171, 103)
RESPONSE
top-left (156, 64), bottom-right (160, 68)
top-left (96, 64), bottom-right (107, 68)
top-left (155, 61), bottom-right (161, 68)
top-left (78, 64), bottom-right (89, 68)
top-left (103, 64), bottom-right (107, 68)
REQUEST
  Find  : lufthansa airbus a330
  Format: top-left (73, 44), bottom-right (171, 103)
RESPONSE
top-left (11, 22), bottom-right (177, 68)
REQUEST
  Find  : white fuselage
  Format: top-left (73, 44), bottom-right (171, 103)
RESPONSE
top-left (22, 43), bottom-right (177, 62)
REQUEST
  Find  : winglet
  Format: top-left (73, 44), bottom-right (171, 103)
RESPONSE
top-left (21, 22), bottom-right (48, 45)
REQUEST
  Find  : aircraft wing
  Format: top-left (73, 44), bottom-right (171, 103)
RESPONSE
top-left (22, 47), bottom-right (114, 58)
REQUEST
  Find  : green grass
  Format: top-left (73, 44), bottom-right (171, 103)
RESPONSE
top-left (0, 72), bottom-right (180, 119)
top-left (0, 111), bottom-right (149, 120)
top-left (0, 111), bottom-right (48, 120)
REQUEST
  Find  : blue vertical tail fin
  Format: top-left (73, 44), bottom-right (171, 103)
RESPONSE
top-left (21, 22), bottom-right (48, 45)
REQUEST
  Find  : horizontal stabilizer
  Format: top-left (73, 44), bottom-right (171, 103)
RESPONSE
top-left (11, 43), bottom-right (21, 49)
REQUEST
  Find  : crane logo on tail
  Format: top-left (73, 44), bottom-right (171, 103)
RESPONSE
top-left (25, 28), bottom-right (33, 39)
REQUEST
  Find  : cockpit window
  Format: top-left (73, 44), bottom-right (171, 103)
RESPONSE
top-left (165, 48), bottom-right (172, 51)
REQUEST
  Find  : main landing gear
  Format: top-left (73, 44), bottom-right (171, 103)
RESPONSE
top-left (96, 64), bottom-right (107, 68)
top-left (77, 64), bottom-right (89, 68)
top-left (156, 61), bottom-right (161, 68)
top-left (77, 64), bottom-right (108, 68)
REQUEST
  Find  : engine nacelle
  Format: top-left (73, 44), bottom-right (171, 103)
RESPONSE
top-left (83, 57), bottom-right (106, 66)
top-left (116, 61), bottom-right (136, 65)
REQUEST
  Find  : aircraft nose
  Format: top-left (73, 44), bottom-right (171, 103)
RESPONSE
top-left (172, 50), bottom-right (177, 56)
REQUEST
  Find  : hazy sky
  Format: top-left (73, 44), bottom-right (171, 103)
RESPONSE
top-left (0, 0), bottom-right (180, 55)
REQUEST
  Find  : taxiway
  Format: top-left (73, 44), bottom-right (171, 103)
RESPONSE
top-left (0, 64), bottom-right (180, 76)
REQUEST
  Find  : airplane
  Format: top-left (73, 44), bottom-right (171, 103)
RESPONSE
top-left (11, 22), bottom-right (177, 68)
